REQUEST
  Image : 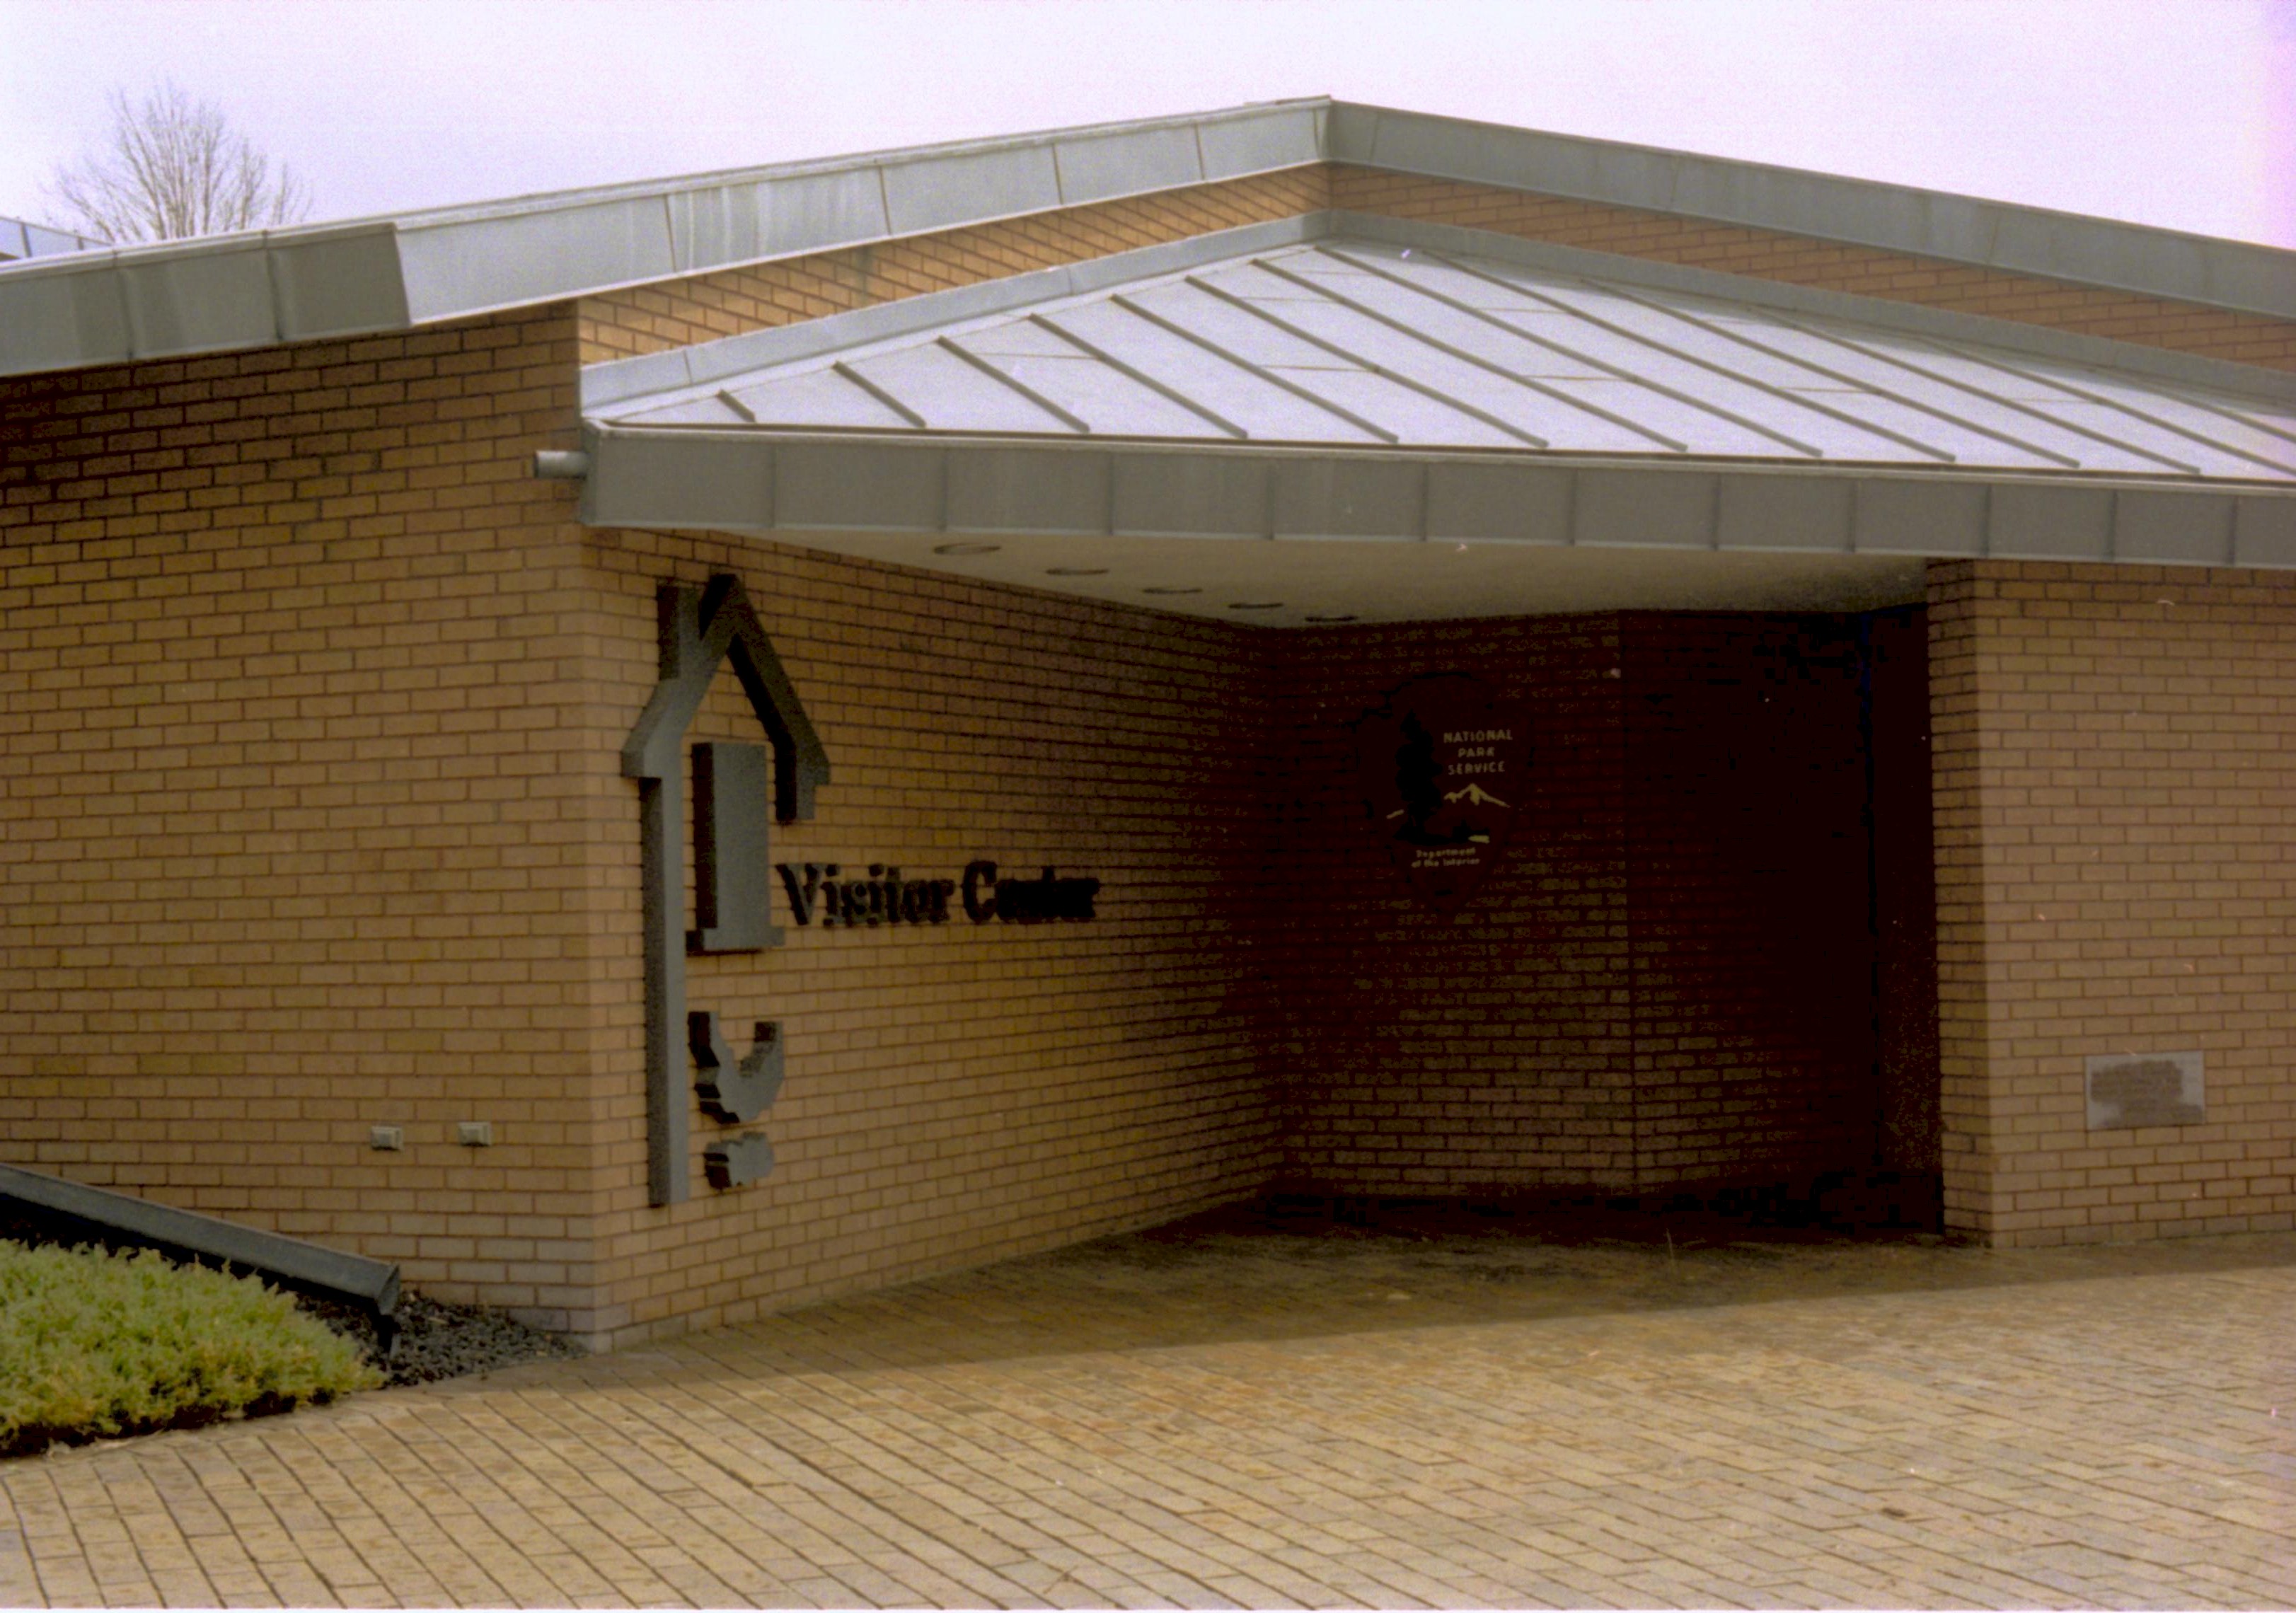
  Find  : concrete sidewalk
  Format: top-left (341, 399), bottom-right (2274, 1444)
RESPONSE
top-left (3, 1210), bottom-right (2292, 1608)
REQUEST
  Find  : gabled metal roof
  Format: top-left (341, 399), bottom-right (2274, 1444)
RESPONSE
top-left (577, 217), bottom-right (2296, 626)
top-left (593, 229), bottom-right (2296, 482)
top-left (4, 96), bottom-right (2291, 380)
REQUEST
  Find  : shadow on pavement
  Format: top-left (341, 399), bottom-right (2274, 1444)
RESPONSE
top-left (570, 1190), bottom-right (2296, 1387)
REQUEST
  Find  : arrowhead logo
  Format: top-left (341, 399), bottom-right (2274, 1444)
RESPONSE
top-left (1354, 673), bottom-right (1530, 914)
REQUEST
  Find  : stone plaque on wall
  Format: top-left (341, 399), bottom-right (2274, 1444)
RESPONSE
top-left (2084, 1051), bottom-right (2205, 1131)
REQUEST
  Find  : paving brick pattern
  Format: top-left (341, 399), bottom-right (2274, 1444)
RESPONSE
top-left (5, 1218), bottom-right (2292, 1608)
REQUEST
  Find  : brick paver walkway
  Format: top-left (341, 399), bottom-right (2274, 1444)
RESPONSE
top-left (3, 1211), bottom-right (2292, 1608)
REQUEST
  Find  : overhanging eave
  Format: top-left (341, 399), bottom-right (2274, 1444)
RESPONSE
top-left (582, 424), bottom-right (2296, 572)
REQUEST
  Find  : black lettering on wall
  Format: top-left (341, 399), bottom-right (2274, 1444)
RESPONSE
top-left (962, 860), bottom-right (998, 923)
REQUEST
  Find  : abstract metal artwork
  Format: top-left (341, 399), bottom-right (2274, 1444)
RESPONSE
top-left (690, 742), bottom-right (780, 952)
top-left (688, 1014), bottom-right (785, 1126)
top-left (705, 1133), bottom-right (776, 1191)
top-left (623, 574), bottom-right (829, 1204)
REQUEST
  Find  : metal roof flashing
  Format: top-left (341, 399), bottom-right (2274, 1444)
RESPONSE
top-left (575, 427), bottom-right (2296, 625)
top-left (4, 97), bottom-right (2290, 385)
top-left (364, 98), bottom-right (1333, 232)
top-left (0, 98), bottom-right (1330, 378)
top-left (1323, 103), bottom-right (2296, 321)
top-left (0, 221), bottom-right (412, 376)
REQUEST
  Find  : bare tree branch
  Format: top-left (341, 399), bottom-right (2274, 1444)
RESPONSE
top-left (47, 83), bottom-right (311, 243)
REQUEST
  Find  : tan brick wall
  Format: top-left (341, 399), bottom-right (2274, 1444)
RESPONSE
top-left (1332, 166), bottom-right (2296, 371)
top-left (565, 532), bottom-right (1281, 1345)
top-left (1931, 559), bottom-right (2296, 1246)
top-left (2, 320), bottom-right (1290, 1342)
top-left (0, 308), bottom-right (616, 1322)
top-left (577, 168), bottom-right (1334, 363)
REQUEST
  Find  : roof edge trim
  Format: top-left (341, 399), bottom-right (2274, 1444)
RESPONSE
top-left (0, 221), bottom-right (413, 378)
top-left (1329, 102), bottom-right (2296, 323)
top-left (6, 97), bottom-right (2291, 381)
top-left (582, 424), bottom-right (2296, 572)
top-left (365, 98), bottom-right (1334, 230)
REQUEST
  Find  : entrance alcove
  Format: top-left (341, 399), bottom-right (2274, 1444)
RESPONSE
top-left (1254, 603), bottom-right (1941, 1223)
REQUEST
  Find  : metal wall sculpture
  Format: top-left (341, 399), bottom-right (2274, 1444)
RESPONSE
top-left (689, 742), bottom-right (779, 952)
top-left (688, 1014), bottom-right (785, 1188)
top-left (622, 575), bottom-right (829, 1205)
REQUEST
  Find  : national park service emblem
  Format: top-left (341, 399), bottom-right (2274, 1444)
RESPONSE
top-left (1355, 673), bottom-right (1530, 913)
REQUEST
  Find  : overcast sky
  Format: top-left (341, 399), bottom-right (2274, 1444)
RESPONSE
top-left (1, 0), bottom-right (2290, 247)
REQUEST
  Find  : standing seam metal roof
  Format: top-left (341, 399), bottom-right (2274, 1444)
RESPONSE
top-left (594, 231), bottom-right (2296, 485)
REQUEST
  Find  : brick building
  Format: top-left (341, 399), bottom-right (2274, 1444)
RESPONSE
top-left (4, 100), bottom-right (2292, 1346)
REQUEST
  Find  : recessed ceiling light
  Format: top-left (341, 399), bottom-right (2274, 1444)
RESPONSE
top-left (1304, 613), bottom-right (1360, 623)
top-left (1142, 586), bottom-right (1202, 596)
top-left (1227, 601), bottom-right (1283, 611)
top-left (1044, 566), bottom-right (1109, 577)
top-left (932, 542), bottom-right (1000, 556)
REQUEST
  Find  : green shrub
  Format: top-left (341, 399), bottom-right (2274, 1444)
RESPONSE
top-left (0, 1239), bottom-right (381, 1458)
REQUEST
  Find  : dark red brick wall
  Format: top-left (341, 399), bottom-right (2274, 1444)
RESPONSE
top-left (1622, 614), bottom-right (1877, 1189)
top-left (1869, 607), bottom-right (1941, 1176)
top-left (1263, 614), bottom-right (1634, 1193)
top-left (1265, 610), bottom-right (1920, 1198)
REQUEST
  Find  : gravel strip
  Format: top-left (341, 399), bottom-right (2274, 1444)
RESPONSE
top-left (300, 1291), bottom-right (584, 1385)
